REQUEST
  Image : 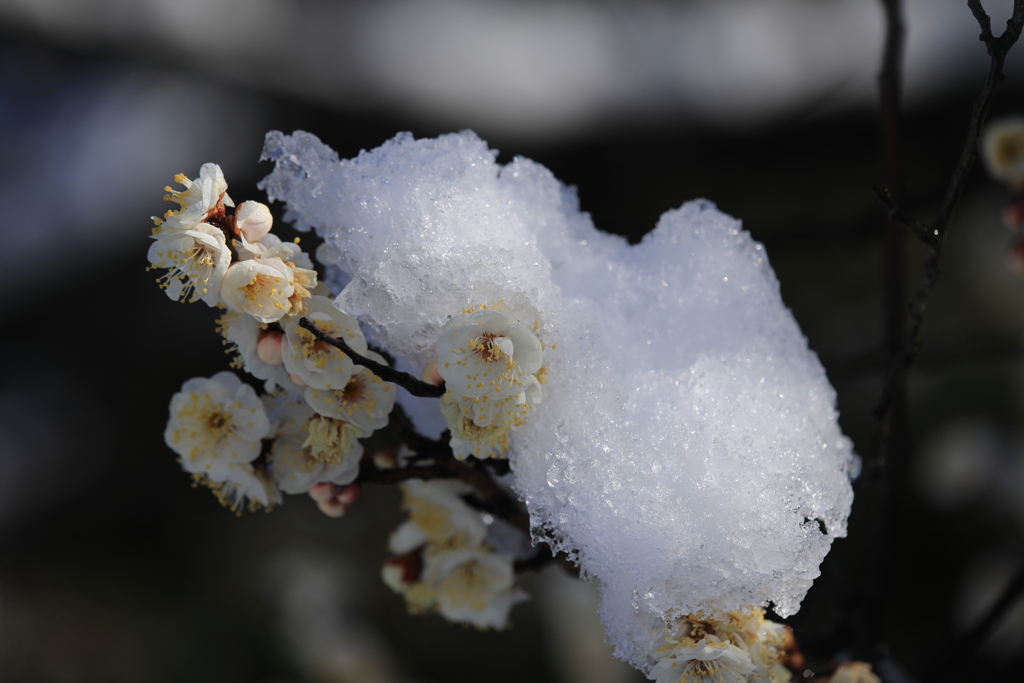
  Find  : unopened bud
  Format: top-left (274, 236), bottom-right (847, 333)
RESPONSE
top-left (336, 483), bottom-right (362, 506)
top-left (309, 482), bottom-right (336, 503)
top-left (289, 373), bottom-right (308, 387)
top-left (381, 562), bottom-right (408, 593)
top-left (317, 498), bottom-right (347, 518)
top-left (235, 201), bottom-right (273, 242)
top-left (256, 330), bottom-right (284, 365)
top-left (421, 361), bottom-right (443, 386)
top-left (1004, 199), bottom-right (1024, 231)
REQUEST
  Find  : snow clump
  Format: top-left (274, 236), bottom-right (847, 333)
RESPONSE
top-left (259, 130), bottom-right (857, 669)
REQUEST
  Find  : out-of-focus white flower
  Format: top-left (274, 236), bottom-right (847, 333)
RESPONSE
top-left (983, 117), bottom-right (1024, 188)
top-left (148, 223), bottom-right (231, 305)
top-left (204, 461), bottom-right (282, 513)
top-left (164, 371), bottom-right (270, 477)
top-left (731, 611), bottom-right (791, 683)
top-left (217, 310), bottom-right (303, 394)
top-left (393, 479), bottom-right (489, 551)
top-left (263, 392), bottom-right (361, 494)
top-left (648, 637), bottom-right (755, 683)
top-left (436, 307), bottom-right (544, 409)
top-left (829, 663), bottom-right (879, 683)
top-left (418, 546), bottom-right (528, 630)
top-left (304, 351), bottom-right (396, 432)
top-left (221, 257), bottom-right (298, 323)
top-left (234, 200), bottom-right (274, 243)
top-left (303, 414), bottom-right (363, 467)
top-left (152, 163), bottom-right (232, 235)
top-left (439, 391), bottom-right (515, 460)
top-left (282, 296), bottom-right (369, 390)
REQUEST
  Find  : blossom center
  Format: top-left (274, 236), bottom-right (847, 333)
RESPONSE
top-left (469, 333), bottom-right (511, 362)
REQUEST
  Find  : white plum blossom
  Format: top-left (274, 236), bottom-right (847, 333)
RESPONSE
top-left (282, 296), bottom-right (368, 390)
top-left (439, 391), bottom-right (515, 460)
top-left (983, 116), bottom-right (1024, 188)
top-left (221, 257), bottom-right (297, 323)
top-left (164, 371), bottom-right (277, 510)
top-left (417, 546), bottom-right (528, 630)
top-left (211, 461), bottom-right (282, 512)
top-left (258, 235), bottom-right (319, 317)
top-left (164, 371), bottom-right (270, 475)
top-left (302, 414), bottom-right (363, 467)
top-left (217, 310), bottom-right (303, 394)
top-left (262, 392), bottom-right (361, 494)
top-left (648, 638), bottom-right (756, 683)
top-left (647, 611), bottom-right (791, 683)
top-left (152, 163), bottom-right (232, 235)
top-left (395, 479), bottom-right (489, 550)
top-left (829, 663), bottom-right (880, 683)
top-left (148, 223), bottom-right (231, 306)
top-left (436, 306), bottom-right (543, 408)
top-left (304, 351), bottom-right (396, 431)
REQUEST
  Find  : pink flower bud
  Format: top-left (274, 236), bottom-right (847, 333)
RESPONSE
top-left (256, 330), bottom-right (284, 365)
top-left (234, 201), bottom-right (274, 242)
top-left (309, 482), bottom-right (336, 503)
top-left (317, 498), bottom-right (347, 518)
top-left (421, 361), bottom-right (443, 386)
top-left (289, 373), bottom-right (308, 387)
top-left (336, 483), bottom-right (362, 506)
top-left (1004, 199), bottom-right (1024, 231)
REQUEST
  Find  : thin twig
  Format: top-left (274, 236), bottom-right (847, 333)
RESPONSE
top-left (873, 0), bottom-right (1024, 457)
top-left (298, 317), bottom-right (446, 398)
top-left (871, 183), bottom-right (933, 245)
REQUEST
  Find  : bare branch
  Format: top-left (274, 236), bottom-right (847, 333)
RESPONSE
top-left (873, 0), bottom-right (1024, 453)
top-left (298, 317), bottom-right (446, 398)
top-left (871, 182), bottom-right (933, 245)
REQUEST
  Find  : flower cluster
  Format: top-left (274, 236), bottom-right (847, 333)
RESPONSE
top-left (434, 304), bottom-right (545, 459)
top-left (981, 117), bottom-right (1024, 268)
top-left (155, 165), bottom-right (397, 511)
top-left (381, 479), bottom-right (528, 629)
top-left (648, 610), bottom-right (792, 683)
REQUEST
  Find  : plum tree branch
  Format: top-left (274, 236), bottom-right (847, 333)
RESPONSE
top-left (298, 316), bottom-right (446, 398)
top-left (873, 0), bottom-right (1024, 458)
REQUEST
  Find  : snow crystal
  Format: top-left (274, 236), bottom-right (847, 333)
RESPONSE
top-left (260, 130), bottom-right (856, 669)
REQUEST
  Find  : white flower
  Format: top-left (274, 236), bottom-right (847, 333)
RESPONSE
top-left (262, 392), bottom-right (361, 494)
top-left (731, 612), bottom-right (791, 683)
top-left (201, 461), bottom-right (281, 513)
top-left (255, 235), bottom-right (318, 316)
top-left (393, 479), bottom-right (489, 551)
top-left (217, 310), bottom-right (303, 394)
top-left (302, 414), bottom-right (363, 467)
top-left (829, 663), bottom-right (879, 683)
top-left (419, 546), bottom-right (528, 630)
top-left (148, 223), bottom-right (231, 305)
top-left (164, 371), bottom-right (270, 477)
top-left (436, 307), bottom-right (543, 410)
top-left (152, 163), bottom-right (232, 235)
top-left (234, 200), bottom-right (273, 242)
top-left (648, 637), bottom-right (755, 683)
top-left (983, 116), bottom-right (1024, 188)
top-left (282, 296), bottom-right (368, 390)
top-left (439, 391), bottom-right (515, 460)
top-left (220, 257), bottom-right (297, 323)
top-left (304, 351), bottom-right (396, 432)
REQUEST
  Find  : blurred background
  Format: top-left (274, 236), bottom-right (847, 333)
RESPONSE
top-left (2, 0), bottom-right (1024, 680)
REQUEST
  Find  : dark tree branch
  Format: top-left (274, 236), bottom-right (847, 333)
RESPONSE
top-left (873, 0), bottom-right (1024, 458)
top-left (298, 317), bottom-right (446, 398)
top-left (871, 183), bottom-right (933, 245)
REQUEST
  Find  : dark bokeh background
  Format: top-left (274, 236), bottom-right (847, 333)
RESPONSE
top-left (3, 1), bottom-right (1024, 681)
